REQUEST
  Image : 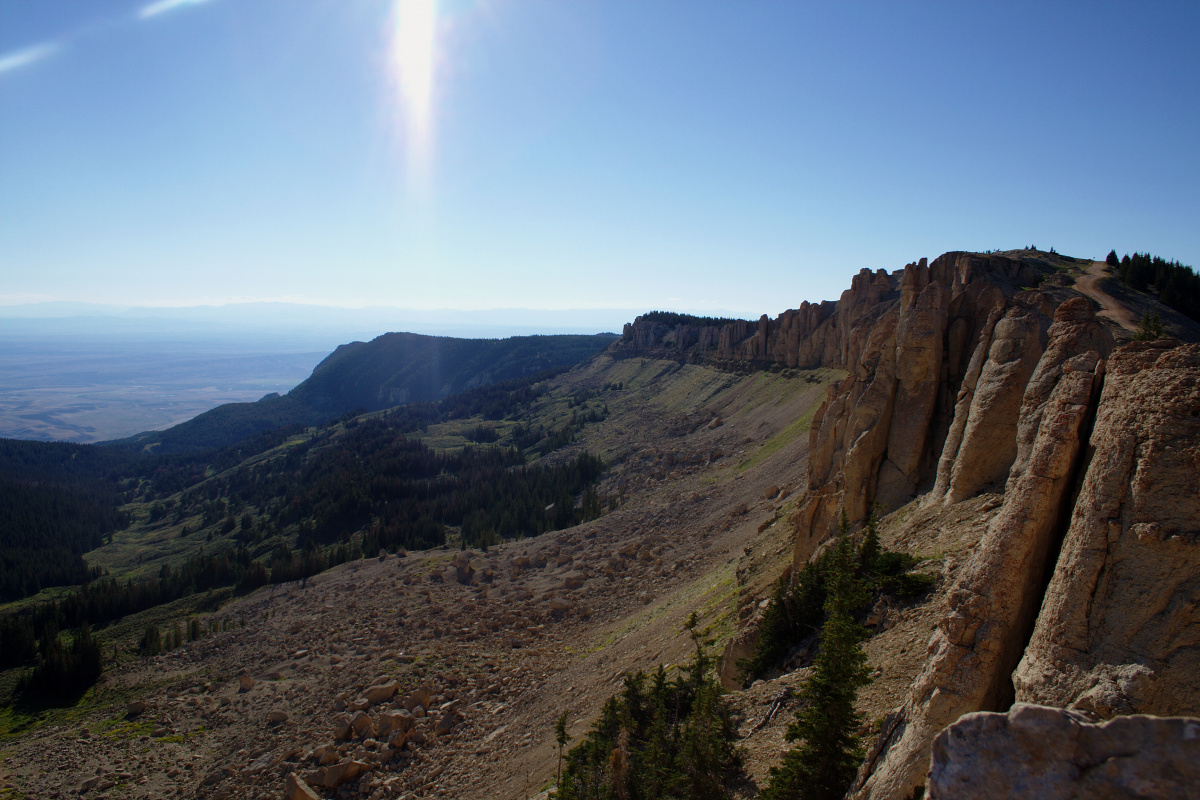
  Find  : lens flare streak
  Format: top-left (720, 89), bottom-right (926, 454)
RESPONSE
top-left (389, 0), bottom-right (438, 192)
top-left (0, 43), bottom-right (60, 75)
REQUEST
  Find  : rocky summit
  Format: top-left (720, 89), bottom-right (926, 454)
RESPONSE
top-left (3, 249), bottom-right (1198, 800)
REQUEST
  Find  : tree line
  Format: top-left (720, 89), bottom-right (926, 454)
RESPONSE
top-left (1107, 249), bottom-right (1200, 323)
top-left (1, 430), bottom-right (608, 700)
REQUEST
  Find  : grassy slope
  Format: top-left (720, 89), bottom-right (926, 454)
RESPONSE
top-left (85, 355), bottom-right (841, 600)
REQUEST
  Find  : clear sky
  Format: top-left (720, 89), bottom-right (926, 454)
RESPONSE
top-left (2, 1), bottom-right (1198, 319)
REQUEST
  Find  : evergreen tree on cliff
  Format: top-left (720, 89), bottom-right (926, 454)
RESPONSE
top-left (761, 514), bottom-right (872, 800)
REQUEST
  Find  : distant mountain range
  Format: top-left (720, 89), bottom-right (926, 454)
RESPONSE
top-left (108, 331), bottom-right (618, 453)
top-left (0, 302), bottom-right (650, 343)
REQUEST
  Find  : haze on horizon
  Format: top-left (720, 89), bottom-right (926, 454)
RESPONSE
top-left (2, 1), bottom-right (1199, 319)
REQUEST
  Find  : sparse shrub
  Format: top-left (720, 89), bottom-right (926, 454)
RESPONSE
top-left (464, 424), bottom-right (500, 443)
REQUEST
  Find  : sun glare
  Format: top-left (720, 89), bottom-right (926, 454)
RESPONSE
top-left (390, 0), bottom-right (438, 192)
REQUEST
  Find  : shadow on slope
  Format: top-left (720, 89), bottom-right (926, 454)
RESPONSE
top-left (107, 332), bottom-right (617, 453)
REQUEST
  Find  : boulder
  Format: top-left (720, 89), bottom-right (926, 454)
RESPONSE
top-left (238, 674), bottom-right (255, 693)
top-left (377, 710), bottom-right (415, 739)
top-left (434, 702), bottom-right (462, 736)
top-left (403, 685), bottom-right (433, 713)
top-left (320, 759), bottom-right (369, 790)
top-left (717, 603), bottom-right (767, 690)
top-left (332, 715), bottom-right (353, 740)
top-left (241, 750), bottom-right (280, 777)
top-left (363, 679), bottom-right (399, 706)
top-left (452, 551), bottom-right (476, 584)
top-left (126, 700), bottom-right (147, 717)
top-left (284, 772), bottom-right (322, 800)
top-left (200, 767), bottom-right (228, 786)
top-left (267, 710), bottom-right (288, 724)
top-left (927, 704), bottom-right (1200, 800)
top-left (350, 711), bottom-right (374, 738)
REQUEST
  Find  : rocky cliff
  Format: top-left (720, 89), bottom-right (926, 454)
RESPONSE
top-left (854, 300), bottom-right (1115, 799)
top-left (852, 337), bottom-right (1200, 799)
top-left (1013, 339), bottom-right (1200, 718)
top-left (700, 249), bottom-right (1198, 799)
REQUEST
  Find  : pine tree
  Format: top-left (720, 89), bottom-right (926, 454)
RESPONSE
top-left (1135, 311), bottom-right (1165, 341)
top-left (762, 517), bottom-right (872, 800)
top-left (555, 710), bottom-right (570, 790)
top-left (141, 625), bottom-right (162, 656)
top-left (858, 513), bottom-right (881, 580)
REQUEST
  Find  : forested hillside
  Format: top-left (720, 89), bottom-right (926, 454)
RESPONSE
top-left (0, 360), bottom-right (614, 701)
top-left (1108, 249), bottom-right (1200, 322)
top-left (0, 440), bottom-right (135, 600)
top-left (111, 331), bottom-right (616, 453)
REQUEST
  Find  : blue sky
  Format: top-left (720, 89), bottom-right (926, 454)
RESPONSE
top-left (2, 1), bottom-right (1198, 319)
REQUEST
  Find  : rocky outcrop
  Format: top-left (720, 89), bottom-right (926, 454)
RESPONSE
top-left (614, 254), bottom-right (1068, 566)
top-left (855, 300), bottom-right (1111, 800)
top-left (929, 304), bottom-right (1044, 504)
top-left (614, 252), bottom-right (1045, 373)
top-left (791, 254), bottom-right (1059, 564)
top-left (927, 704), bottom-right (1200, 800)
top-left (1013, 340), bottom-right (1200, 718)
top-left (717, 601), bottom-right (769, 690)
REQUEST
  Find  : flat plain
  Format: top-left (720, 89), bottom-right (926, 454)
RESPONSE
top-left (0, 338), bottom-right (324, 443)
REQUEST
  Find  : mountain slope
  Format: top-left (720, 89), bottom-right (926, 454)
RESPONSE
top-left (110, 331), bottom-right (617, 453)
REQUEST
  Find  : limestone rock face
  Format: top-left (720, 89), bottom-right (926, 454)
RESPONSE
top-left (792, 254), bottom-right (1048, 564)
top-left (615, 252), bottom-right (1039, 374)
top-left (1014, 340), bottom-right (1200, 718)
top-left (855, 303), bottom-right (1108, 800)
top-left (927, 704), bottom-right (1200, 800)
top-left (875, 276), bottom-right (949, 510)
top-left (1007, 298), bottom-right (1113, 485)
top-left (932, 304), bottom-right (1044, 504)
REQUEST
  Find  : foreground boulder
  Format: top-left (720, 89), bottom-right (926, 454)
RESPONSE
top-left (928, 704), bottom-right (1200, 799)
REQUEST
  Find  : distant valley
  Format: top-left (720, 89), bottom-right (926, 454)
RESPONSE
top-left (0, 304), bottom-right (635, 444)
top-left (0, 339), bottom-right (326, 443)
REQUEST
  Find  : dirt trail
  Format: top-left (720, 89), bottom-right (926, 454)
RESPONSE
top-left (1075, 261), bottom-right (1138, 332)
